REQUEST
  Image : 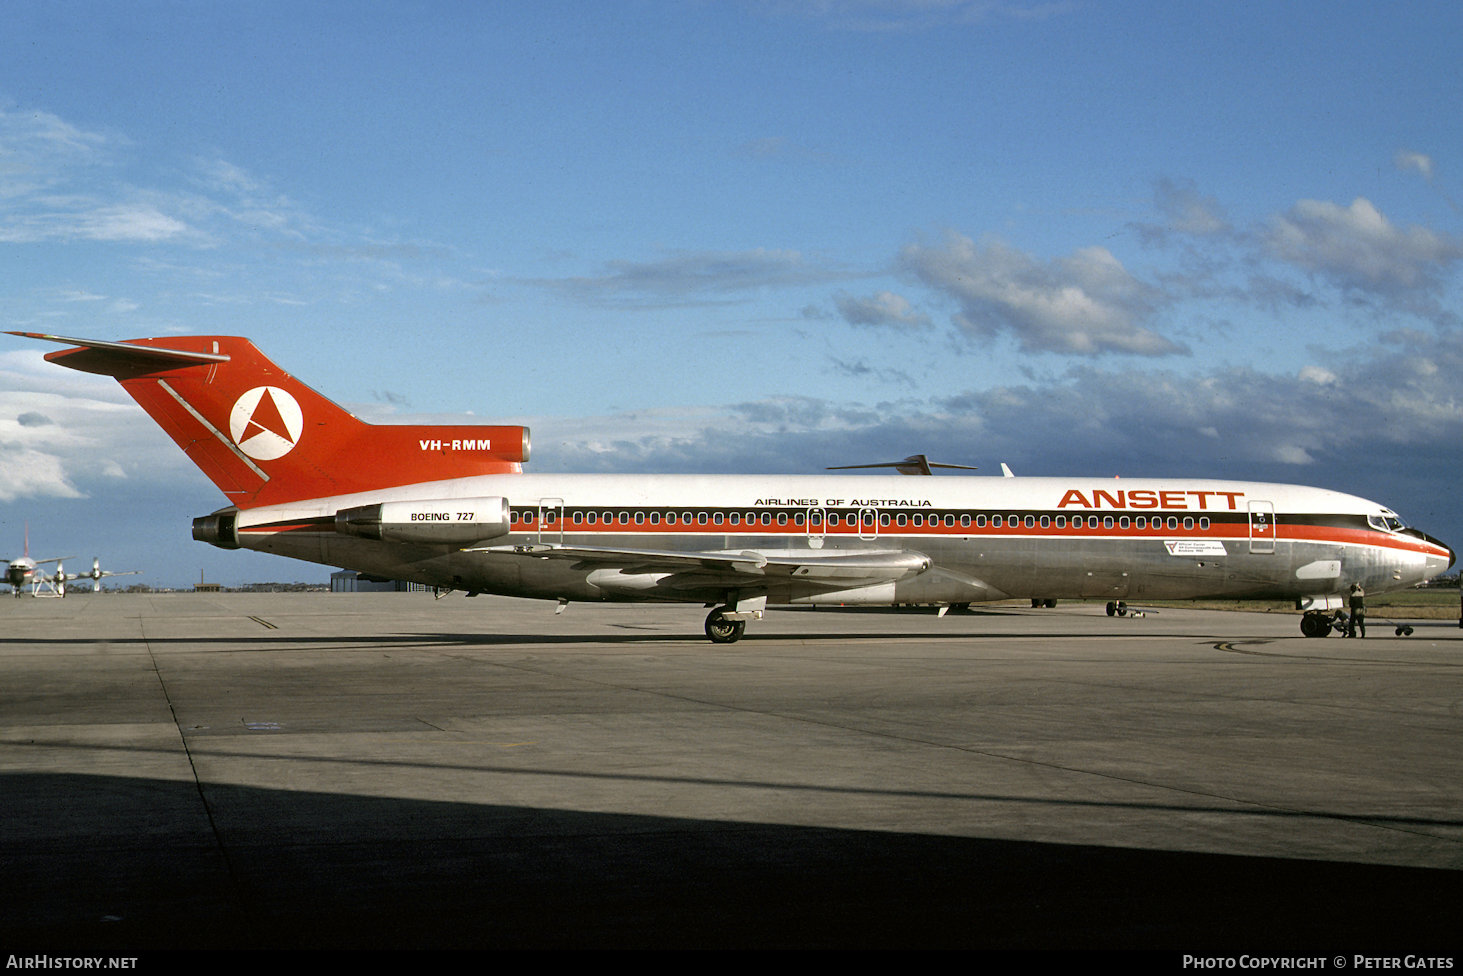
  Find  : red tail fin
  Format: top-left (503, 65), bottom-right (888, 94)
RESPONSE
top-left (11, 333), bottom-right (528, 508)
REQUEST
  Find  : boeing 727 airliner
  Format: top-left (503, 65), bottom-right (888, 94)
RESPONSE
top-left (10, 332), bottom-right (1453, 641)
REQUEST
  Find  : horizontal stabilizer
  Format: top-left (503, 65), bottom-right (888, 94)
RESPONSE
top-left (8, 332), bottom-right (230, 373)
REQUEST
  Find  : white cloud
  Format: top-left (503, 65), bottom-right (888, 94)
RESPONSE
top-left (900, 232), bottom-right (1185, 356)
top-left (1265, 197), bottom-right (1462, 296)
top-left (834, 289), bottom-right (930, 329)
top-left (75, 204), bottom-right (190, 242)
top-left (0, 108), bottom-right (109, 195)
top-left (0, 350), bottom-right (196, 503)
top-left (0, 109), bottom-right (183, 243)
top-left (0, 447), bottom-right (82, 502)
top-left (1298, 365), bottom-right (1337, 385)
top-left (1131, 182), bottom-right (1462, 327)
top-left (1395, 150), bottom-right (1434, 181)
top-left (0, 108), bottom-right (319, 247)
top-left (1270, 444), bottom-right (1315, 465)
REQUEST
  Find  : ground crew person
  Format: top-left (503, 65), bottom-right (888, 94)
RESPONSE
top-left (1348, 583), bottom-right (1366, 638)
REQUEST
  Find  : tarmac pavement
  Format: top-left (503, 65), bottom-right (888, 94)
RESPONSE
top-left (1, 592), bottom-right (1460, 949)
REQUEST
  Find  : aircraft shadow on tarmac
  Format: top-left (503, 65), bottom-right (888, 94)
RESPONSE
top-left (2, 770), bottom-right (1460, 950)
top-left (11, 737), bottom-right (1463, 834)
top-left (0, 625), bottom-right (1326, 648)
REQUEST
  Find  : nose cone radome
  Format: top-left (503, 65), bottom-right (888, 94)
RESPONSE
top-left (1419, 531), bottom-right (1455, 578)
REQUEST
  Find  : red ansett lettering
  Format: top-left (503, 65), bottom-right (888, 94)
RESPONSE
top-left (1057, 489), bottom-right (1245, 510)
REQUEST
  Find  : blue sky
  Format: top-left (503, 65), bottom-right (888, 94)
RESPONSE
top-left (2, 0), bottom-right (1461, 588)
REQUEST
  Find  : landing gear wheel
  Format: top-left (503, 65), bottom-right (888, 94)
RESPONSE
top-left (705, 607), bottom-right (746, 644)
top-left (1300, 612), bottom-right (1333, 638)
top-left (1106, 601), bottom-right (1116, 616)
top-left (1044, 599), bottom-right (1057, 608)
top-left (1395, 625), bottom-right (1414, 636)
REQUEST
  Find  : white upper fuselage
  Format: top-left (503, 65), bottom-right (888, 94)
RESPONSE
top-left (232, 472), bottom-right (1395, 519)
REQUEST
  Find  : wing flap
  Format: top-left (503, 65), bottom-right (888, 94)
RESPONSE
top-left (474, 543), bottom-right (931, 585)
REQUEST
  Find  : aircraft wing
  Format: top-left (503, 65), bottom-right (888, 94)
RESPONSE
top-left (475, 543), bottom-right (931, 586)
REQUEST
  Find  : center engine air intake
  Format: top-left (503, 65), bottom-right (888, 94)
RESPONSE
top-left (192, 509), bottom-right (241, 550)
top-left (335, 496), bottom-right (512, 544)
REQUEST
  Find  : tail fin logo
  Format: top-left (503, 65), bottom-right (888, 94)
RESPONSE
top-left (229, 386), bottom-right (303, 461)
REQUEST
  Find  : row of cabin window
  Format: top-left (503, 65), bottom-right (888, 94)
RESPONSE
top-left (512, 510), bottom-right (1213, 531)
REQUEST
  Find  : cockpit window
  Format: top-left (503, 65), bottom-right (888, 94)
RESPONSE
top-left (1368, 514), bottom-right (1405, 532)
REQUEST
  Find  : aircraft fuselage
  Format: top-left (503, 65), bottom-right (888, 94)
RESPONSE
top-left (200, 472), bottom-right (1451, 608)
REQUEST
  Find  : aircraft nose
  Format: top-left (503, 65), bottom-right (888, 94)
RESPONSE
top-left (1404, 528), bottom-right (1455, 577)
top-left (1424, 531), bottom-right (1455, 574)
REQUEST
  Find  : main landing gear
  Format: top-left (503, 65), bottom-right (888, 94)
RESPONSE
top-left (705, 606), bottom-right (746, 644)
top-left (1105, 601), bottom-right (1128, 617)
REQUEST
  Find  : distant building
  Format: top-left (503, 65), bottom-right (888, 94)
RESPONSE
top-left (330, 571), bottom-right (429, 593)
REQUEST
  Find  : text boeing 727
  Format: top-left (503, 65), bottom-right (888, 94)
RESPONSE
top-left (10, 331), bottom-right (1454, 641)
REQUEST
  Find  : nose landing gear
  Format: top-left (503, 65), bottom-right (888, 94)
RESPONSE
top-left (705, 607), bottom-right (746, 644)
top-left (1300, 609), bottom-right (1414, 637)
top-left (1300, 610), bottom-right (1337, 638)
